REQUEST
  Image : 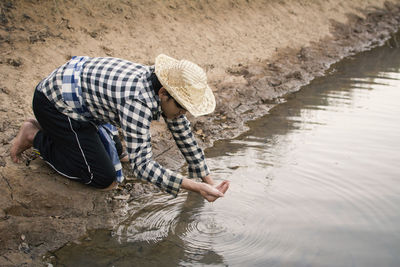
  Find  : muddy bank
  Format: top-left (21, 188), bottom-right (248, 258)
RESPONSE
top-left (201, 5), bottom-right (400, 144)
top-left (1, 1), bottom-right (400, 266)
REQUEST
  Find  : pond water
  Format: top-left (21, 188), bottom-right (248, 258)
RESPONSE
top-left (53, 34), bottom-right (400, 267)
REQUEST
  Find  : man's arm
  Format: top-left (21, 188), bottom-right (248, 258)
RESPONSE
top-left (118, 99), bottom-right (183, 196)
top-left (165, 115), bottom-right (230, 200)
top-left (119, 100), bottom-right (229, 201)
top-left (165, 115), bottom-right (210, 180)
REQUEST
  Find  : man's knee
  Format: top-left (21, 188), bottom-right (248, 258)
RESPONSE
top-left (87, 169), bottom-right (116, 189)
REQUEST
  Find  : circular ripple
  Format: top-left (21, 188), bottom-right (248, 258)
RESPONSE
top-left (113, 190), bottom-right (294, 266)
top-left (177, 198), bottom-right (287, 265)
top-left (113, 194), bottom-right (186, 243)
top-left (195, 214), bottom-right (226, 235)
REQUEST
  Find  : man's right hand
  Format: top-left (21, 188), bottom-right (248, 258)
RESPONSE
top-left (198, 180), bottom-right (230, 202)
top-left (181, 178), bottom-right (230, 202)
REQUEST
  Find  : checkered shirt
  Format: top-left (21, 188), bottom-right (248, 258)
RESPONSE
top-left (36, 56), bottom-right (210, 197)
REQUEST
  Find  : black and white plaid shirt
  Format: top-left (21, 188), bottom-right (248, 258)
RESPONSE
top-left (36, 57), bottom-right (210, 197)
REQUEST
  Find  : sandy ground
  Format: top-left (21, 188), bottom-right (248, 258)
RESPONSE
top-left (1, 0), bottom-right (400, 265)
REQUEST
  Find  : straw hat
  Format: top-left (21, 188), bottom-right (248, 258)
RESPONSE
top-left (155, 54), bottom-right (216, 117)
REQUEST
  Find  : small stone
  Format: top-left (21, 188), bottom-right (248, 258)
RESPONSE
top-left (0, 87), bottom-right (10, 94)
top-left (21, 234), bottom-right (25, 241)
top-left (0, 14), bottom-right (7, 25)
top-left (6, 58), bottom-right (22, 67)
top-left (18, 242), bottom-right (30, 253)
top-left (89, 31), bottom-right (98, 38)
top-left (113, 195), bottom-right (130, 200)
top-left (268, 78), bottom-right (282, 87)
top-left (285, 71), bottom-right (302, 80)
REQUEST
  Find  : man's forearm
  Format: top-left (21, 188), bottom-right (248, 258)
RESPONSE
top-left (181, 177), bottom-right (200, 193)
top-left (202, 175), bottom-right (215, 185)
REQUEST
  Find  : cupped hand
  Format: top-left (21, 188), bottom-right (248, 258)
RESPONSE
top-left (199, 180), bottom-right (230, 202)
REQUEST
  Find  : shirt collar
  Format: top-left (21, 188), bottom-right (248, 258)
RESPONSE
top-left (141, 65), bottom-right (161, 121)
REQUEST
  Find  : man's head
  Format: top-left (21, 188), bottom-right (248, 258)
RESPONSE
top-left (155, 54), bottom-right (216, 118)
top-left (158, 87), bottom-right (187, 119)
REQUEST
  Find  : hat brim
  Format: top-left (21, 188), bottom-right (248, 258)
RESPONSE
top-left (155, 54), bottom-right (216, 117)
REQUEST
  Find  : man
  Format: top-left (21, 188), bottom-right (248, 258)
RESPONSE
top-left (11, 54), bottom-right (229, 202)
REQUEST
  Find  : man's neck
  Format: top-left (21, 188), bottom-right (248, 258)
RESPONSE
top-left (149, 72), bottom-right (162, 95)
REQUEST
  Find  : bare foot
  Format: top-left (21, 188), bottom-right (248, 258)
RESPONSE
top-left (27, 118), bottom-right (42, 130)
top-left (100, 181), bottom-right (118, 191)
top-left (10, 121), bottom-right (40, 163)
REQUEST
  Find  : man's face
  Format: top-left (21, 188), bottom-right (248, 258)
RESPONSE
top-left (159, 88), bottom-right (187, 119)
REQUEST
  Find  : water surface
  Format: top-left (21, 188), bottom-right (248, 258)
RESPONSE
top-left (53, 36), bottom-right (400, 267)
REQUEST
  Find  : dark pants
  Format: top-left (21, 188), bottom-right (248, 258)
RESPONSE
top-left (32, 90), bottom-right (117, 188)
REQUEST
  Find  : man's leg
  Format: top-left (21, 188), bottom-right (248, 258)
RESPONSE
top-left (113, 135), bottom-right (129, 163)
top-left (31, 90), bottom-right (116, 188)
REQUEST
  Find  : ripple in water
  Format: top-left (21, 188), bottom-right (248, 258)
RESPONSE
top-left (113, 185), bottom-right (287, 266)
top-left (181, 208), bottom-right (228, 251)
top-left (113, 194), bottom-right (185, 243)
top-left (175, 190), bottom-right (292, 265)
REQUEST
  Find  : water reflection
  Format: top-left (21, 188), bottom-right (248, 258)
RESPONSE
top-left (209, 37), bottom-right (400, 159)
top-left (54, 33), bottom-right (400, 266)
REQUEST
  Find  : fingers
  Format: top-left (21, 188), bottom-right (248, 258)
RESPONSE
top-left (200, 184), bottom-right (222, 202)
top-left (209, 186), bottom-right (224, 197)
top-left (200, 180), bottom-right (230, 202)
top-left (215, 180), bottom-right (230, 195)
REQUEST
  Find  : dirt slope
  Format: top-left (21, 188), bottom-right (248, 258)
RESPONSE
top-left (1, 0), bottom-right (400, 265)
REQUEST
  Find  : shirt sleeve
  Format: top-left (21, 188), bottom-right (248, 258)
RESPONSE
top-left (118, 99), bottom-right (183, 197)
top-left (165, 115), bottom-right (210, 179)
